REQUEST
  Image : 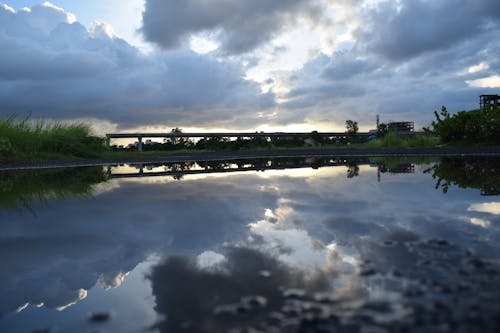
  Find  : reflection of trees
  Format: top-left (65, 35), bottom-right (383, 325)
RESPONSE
top-left (0, 167), bottom-right (108, 209)
top-left (111, 157), bottom-right (442, 182)
top-left (425, 157), bottom-right (500, 195)
top-left (346, 163), bottom-right (360, 178)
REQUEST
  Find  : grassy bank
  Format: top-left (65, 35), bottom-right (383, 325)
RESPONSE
top-left (366, 132), bottom-right (439, 148)
top-left (0, 116), bottom-right (105, 162)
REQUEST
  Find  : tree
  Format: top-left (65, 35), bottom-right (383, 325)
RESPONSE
top-left (168, 127), bottom-right (184, 146)
top-left (345, 120), bottom-right (358, 135)
top-left (431, 105), bottom-right (500, 144)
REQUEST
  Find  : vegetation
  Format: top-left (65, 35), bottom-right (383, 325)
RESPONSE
top-left (425, 157), bottom-right (500, 195)
top-left (345, 120), bottom-right (359, 136)
top-left (0, 166), bottom-right (108, 209)
top-left (430, 105), bottom-right (500, 144)
top-left (366, 132), bottom-right (439, 148)
top-left (0, 116), bottom-right (105, 162)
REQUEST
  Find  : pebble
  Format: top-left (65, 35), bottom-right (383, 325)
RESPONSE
top-left (88, 312), bottom-right (111, 323)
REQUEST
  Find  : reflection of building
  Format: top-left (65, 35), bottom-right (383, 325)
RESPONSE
top-left (480, 94), bottom-right (499, 111)
top-left (380, 163), bottom-right (415, 174)
top-left (481, 188), bottom-right (500, 196)
top-left (377, 162), bottom-right (415, 182)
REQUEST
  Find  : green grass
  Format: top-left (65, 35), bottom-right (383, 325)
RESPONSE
top-left (0, 116), bottom-right (105, 162)
top-left (366, 132), bottom-right (439, 148)
top-left (0, 166), bottom-right (108, 209)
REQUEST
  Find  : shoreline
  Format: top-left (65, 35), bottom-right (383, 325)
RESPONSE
top-left (1, 147), bottom-right (500, 171)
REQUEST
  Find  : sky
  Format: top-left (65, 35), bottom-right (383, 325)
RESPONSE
top-left (0, 0), bottom-right (499, 133)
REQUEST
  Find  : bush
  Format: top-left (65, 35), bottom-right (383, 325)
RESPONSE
top-left (367, 132), bottom-right (438, 148)
top-left (431, 106), bottom-right (500, 144)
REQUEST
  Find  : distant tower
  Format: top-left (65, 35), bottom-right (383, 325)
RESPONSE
top-left (376, 114), bottom-right (380, 129)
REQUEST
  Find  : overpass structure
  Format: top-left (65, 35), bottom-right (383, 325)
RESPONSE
top-left (105, 131), bottom-right (372, 151)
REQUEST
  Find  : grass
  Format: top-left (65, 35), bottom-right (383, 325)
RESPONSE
top-left (366, 132), bottom-right (440, 148)
top-left (0, 166), bottom-right (108, 209)
top-left (0, 116), bottom-right (105, 162)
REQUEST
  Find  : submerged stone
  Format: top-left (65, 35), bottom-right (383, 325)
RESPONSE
top-left (88, 312), bottom-right (111, 322)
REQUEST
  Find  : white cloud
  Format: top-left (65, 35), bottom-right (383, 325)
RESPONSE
top-left (468, 202), bottom-right (500, 215)
top-left (470, 217), bottom-right (491, 228)
top-left (468, 62), bottom-right (489, 74)
top-left (466, 75), bottom-right (500, 88)
top-left (196, 251), bottom-right (227, 271)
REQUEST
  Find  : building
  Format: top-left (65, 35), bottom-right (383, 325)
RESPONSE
top-left (387, 121), bottom-right (414, 134)
top-left (480, 94), bottom-right (500, 111)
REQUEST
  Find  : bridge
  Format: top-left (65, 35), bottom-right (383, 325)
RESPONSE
top-left (105, 131), bottom-right (372, 151)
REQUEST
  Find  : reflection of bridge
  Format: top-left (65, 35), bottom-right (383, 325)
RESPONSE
top-left (108, 158), bottom-right (368, 179)
top-left (107, 158), bottom-right (416, 180)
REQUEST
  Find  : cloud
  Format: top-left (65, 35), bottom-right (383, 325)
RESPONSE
top-left (150, 247), bottom-right (331, 333)
top-left (1, 0), bottom-right (499, 131)
top-left (0, 3), bottom-right (274, 129)
top-left (140, 0), bottom-right (321, 55)
top-left (468, 202), bottom-right (500, 215)
top-left (280, 23), bottom-right (500, 128)
top-left (356, 0), bottom-right (500, 61)
top-left (466, 75), bottom-right (500, 88)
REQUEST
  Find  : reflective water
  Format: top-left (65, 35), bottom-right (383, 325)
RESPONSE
top-left (0, 157), bottom-right (499, 332)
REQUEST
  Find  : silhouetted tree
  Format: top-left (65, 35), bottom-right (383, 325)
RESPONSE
top-left (345, 120), bottom-right (358, 136)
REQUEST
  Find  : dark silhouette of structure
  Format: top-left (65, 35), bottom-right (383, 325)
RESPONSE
top-left (480, 94), bottom-right (499, 111)
top-left (387, 122), bottom-right (414, 134)
top-left (106, 131), bottom-right (371, 151)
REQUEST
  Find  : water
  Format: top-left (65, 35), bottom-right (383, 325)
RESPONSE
top-left (0, 157), bottom-right (499, 332)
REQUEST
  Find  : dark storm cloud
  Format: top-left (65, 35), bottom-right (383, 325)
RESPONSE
top-left (357, 0), bottom-right (500, 61)
top-left (150, 247), bottom-right (331, 332)
top-left (0, 3), bottom-right (274, 128)
top-left (140, 0), bottom-right (320, 54)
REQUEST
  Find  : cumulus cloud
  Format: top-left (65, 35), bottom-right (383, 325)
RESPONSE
top-left (280, 21), bottom-right (500, 127)
top-left (0, 2), bottom-right (274, 129)
top-left (1, 0), bottom-right (499, 130)
top-left (140, 0), bottom-right (321, 55)
top-left (356, 0), bottom-right (500, 61)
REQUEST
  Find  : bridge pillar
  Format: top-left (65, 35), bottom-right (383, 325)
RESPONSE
top-left (138, 136), bottom-right (143, 152)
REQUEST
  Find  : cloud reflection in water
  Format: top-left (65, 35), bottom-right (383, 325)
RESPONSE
top-left (0, 160), bottom-right (499, 332)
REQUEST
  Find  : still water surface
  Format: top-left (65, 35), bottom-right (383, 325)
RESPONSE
top-left (0, 157), bottom-right (499, 332)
